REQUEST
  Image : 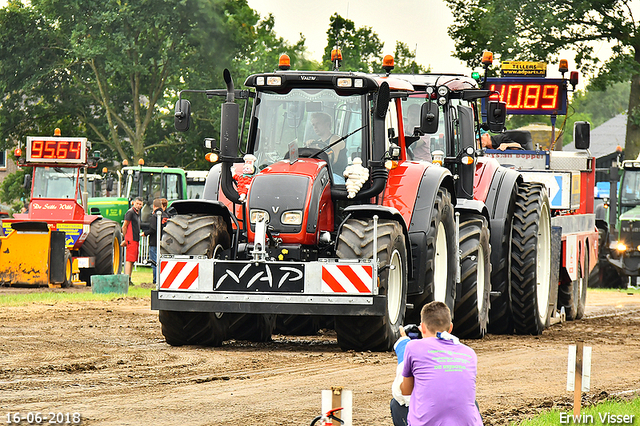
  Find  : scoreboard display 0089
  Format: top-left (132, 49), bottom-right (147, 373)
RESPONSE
top-left (26, 136), bottom-right (87, 164)
top-left (483, 77), bottom-right (568, 115)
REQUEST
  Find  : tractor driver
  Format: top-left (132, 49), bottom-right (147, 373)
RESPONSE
top-left (306, 112), bottom-right (348, 177)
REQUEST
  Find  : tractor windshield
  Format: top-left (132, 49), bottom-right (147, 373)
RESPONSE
top-left (620, 169), bottom-right (640, 213)
top-left (251, 88), bottom-right (366, 179)
top-left (32, 166), bottom-right (79, 199)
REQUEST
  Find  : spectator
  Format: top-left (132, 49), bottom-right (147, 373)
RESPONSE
top-left (480, 129), bottom-right (524, 151)
top-left (121, 197), bottom-right (143, 282)
top-left (397, 301), bottom-right (483, 426)
top-left (144, 198), bottom-right (169, 285)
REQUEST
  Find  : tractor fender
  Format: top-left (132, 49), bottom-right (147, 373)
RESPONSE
top-left (203, 163), bottom-right (223, 201)
top-left (339, 204), bottom-right (413, 279)
top-left (455, 199), bottom-right (491, 226)
top-left (409, 165), bottom-right (456, 234)
top-left (483, 166), bottom-right (522, 273)
top-left (170, 199), bottom-right (234, 236)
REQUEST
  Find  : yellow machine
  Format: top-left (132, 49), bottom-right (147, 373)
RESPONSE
top-left (0, 131), bottom-right (123, 287)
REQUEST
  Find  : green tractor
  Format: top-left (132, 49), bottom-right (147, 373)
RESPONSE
top-left (88, 166), bottom-right (187, 226)
top-left (595, 154), bottom-right (640, 288)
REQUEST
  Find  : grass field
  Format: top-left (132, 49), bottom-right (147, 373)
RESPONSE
top-left (590, 286), bottom-right (640, 295)
top-left (514, 397), bottom-right (640, 425)
top-left (0, 266), bottom-right (154, 306)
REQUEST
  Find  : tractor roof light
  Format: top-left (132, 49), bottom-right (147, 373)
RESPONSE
top-left (382, 55), bottom-right (395, 75)
top-left (278, 54), bottom-right (291, 71)
top-left (331, 46), bottom-right (343, 71)
top-left (570, 71), bottom-right (579, 90)
top-left (481, 51), bottom-right (493, 67)
top-left (102, 167), bottom-right (108, 173)
top-left (471, 71), bottom-right (481, 81)
top-left (54, 128), bottom-right (61, 136)
top-left (559, 59), bottom-right (569, 74)
top-left (138, 158), bottom-right (144, 166)
top-left (617, 243), bottom-right (627, 252)
top-left (14, 147), bottom-right (21, 158)
top-left (122, 159), bottom-right (129, 166)
top-left (331, 47), bottom-right (343, 62)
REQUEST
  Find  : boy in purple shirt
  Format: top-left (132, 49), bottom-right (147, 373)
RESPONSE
top-left (399, 301), bottom-right (483, 426)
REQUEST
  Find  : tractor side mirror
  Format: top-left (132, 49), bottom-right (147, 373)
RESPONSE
top-left (174, 99), bottom-right (191, 132)
top-left (375, 82), bottom-right (390, 119)
top-left (574, 121), bottom-right (590, 149)
top-left (487, 101), bottom-right (506, 132)
top-left (420, 102), bottom-right (439, 134)
top-left (22, 174), bottom-right (31, 190)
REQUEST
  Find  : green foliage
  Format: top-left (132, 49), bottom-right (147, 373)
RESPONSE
top-left (0, 165), bottom-right (30, 212)
top-left (388, 41), bottom-right (429, 74)
top-left (323, 13), bottom-right (384, 72)
top-left (445, 0), bottom-right (640, 158)
top-left (0, 0), bottom-right (307, 169)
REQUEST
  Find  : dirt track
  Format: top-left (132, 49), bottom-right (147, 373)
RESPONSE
top-left (0, 289), bottom-right (639, 425)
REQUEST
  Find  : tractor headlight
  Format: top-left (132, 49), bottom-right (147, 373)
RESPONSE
top-left (616, 243), bottom-right (627, 252)
top-left (250, 209), bottom-right (270, 224)
top-left (281, 210), bottom-right (303, 225)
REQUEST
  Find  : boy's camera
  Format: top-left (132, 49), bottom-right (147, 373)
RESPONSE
top-left (403, 324), bottom-right (422, 339)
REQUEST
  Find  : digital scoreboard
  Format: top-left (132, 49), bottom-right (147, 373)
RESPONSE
top-left (26, 137), bottom-right (87, 164)
top-left (484, 77), bottom-right (568, 115)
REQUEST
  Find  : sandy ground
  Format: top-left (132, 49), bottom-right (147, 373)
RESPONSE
top-left (0, 289), bottom-right (639, 425)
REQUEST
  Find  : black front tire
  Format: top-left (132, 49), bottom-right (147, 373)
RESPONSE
top-left (454, 215), bottom-right (491, 339)
top-left (334, 219), bottom-right (407, 351)
top-left (406, 187), bottom-right (456, 323)
top-left (158, 214), bottom-right (231, 347)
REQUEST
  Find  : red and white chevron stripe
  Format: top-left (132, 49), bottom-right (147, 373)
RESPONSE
top-left (321, 264), bottom-right (373, 294)
top-left (160, 260), bottom-right (199, 290)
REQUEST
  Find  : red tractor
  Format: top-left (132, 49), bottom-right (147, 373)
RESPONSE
top-left (0, 132), bottom-right (123, 287)
top-left (151, 53), bottom-right (509, 350)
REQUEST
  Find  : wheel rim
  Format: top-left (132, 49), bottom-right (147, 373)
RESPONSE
top-left (536, 202), bottom-right (552, 324)
top-left (387, 249), bottom-right (403, 325)
top-left (112, 236), bottom-right (121, 274)
top-left (434, 222), bottom-right (448, 303)
top-left (477, 243), bottom-right (486, 313)
top-left (65, 257), bottom-right (72, 283)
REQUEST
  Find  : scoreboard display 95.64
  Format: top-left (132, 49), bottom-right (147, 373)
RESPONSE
top-left (25, 137), bottom-right (87, 164)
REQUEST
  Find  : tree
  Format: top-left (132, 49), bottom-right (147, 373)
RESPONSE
top-left (323, 13), bottom-right (384, 72)
top-left (445, 0), bottom-right (640, 159)
top-left (389, 41), bottom-right (429, 74)
top-left (0, 0), bottom-right (272, 165)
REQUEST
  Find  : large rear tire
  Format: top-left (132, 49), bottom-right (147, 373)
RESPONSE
top-left (79, 219), bottom-right (123, 284)
top-left (510, 183), bottom-right (553, 335)
top-left (407, 187), bottom-right (456, 323)
top-left (334, 219), bottom-right (407, 351)
top-left (558, 248), bottom-right (589, 321)
top-left (158, 214), bottom-right (231, 346)
top-left (487, 188), bottom-right (516, 334)
top-left (453, 215), bottom-right (491, 339)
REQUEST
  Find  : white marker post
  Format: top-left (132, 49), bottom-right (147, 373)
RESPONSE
top-left (567, 341), bottom-right (592, 416)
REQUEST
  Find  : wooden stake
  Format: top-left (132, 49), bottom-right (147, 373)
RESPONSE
top-left (331, 386), bottom-right (343, 424)
top-left (573, 340), bottom-right (584, 416)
